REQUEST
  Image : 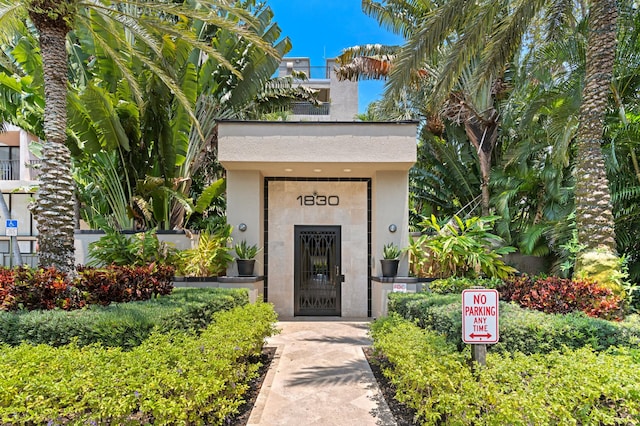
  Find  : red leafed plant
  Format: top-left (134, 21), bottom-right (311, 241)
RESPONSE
top-left (3, 267), bottom-right (84, 311)
top-left (0, 268), bottom-right (16, 310)
top-left (0, 264), bottom-right (175, 311)
top-left (76, 264), bottom-right (175, 304)
top-left (499, 275), bottom-right (624, 320)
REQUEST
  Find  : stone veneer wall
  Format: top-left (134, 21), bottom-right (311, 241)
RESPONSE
top-left (266, 180), bottom-right (369, 318)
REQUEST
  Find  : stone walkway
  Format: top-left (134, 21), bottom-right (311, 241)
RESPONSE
top-left (247, 319), bottom-right (397, 426)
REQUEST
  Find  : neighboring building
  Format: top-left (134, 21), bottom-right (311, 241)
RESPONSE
top-left (278, 57), bottom-right (358, 121)
top-left (218, 120), bottom-right (419, 318)
top-left (0, 124), bottom-right (40, 267)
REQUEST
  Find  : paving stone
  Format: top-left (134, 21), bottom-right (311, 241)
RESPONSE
top-left (247, 319), bottom-right (397, 426)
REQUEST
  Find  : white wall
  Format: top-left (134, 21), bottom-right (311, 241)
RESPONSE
top-left (373, 171), bottom-right (411, 276)
top-left (267, 180), bottom-right (368, 317)
top-left (226, 170), bottom-right (263, 276)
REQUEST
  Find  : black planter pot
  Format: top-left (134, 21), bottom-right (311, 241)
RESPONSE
top-left (236, 259), bottom-right (256, 276)
top-left (380, 259), bottom-right (399, 277)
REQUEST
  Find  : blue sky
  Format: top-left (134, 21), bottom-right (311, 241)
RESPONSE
top-left (266, 1), bottom-right (404, 113)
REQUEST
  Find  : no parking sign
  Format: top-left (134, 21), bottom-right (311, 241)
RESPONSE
top-left (462, 289), bottom-right (499, 344)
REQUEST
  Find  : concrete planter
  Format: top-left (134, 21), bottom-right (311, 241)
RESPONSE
top-left (172, 276), bottom-right (218, 288)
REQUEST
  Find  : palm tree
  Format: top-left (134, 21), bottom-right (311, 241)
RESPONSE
top-left (382, 0), bottom-right (618, 258)
top-left (341, 0), bottom-right (620, 280)
top-left (64, 1), bottom-right (317, 232)
top-left (490, 18), bottom-right (585, 264)
top-left (571, 0), bottom-right (618, 255)
top-left (336, 6), bottom-right (508, 217)
top-left (0, 0), bottom-right (279, 272)
top-left (606, 3), bottom-right (640, 282)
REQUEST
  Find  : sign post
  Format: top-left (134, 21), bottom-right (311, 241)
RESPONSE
top-left (5, 219), bottom-right (17, 268)
top-left (462, 288), bottom-right (499, 366)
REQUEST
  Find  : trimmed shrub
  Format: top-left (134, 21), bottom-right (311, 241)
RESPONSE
top-left (499, 275), bottom-right (624, 320)
top-left (0, 288), bottom-right (249, 349)
top-left (428, 276), bottom-right (502, 294)
top-left (370, 315), bottom-right (640, 425)
top-left (157, 288), bottom-right (249, 333)
top-left (492, 304), bottom-right (640, 354)
top-left (387, 292), bottom-right (640, 354)
top-left (0, 302), bottom-right (278, 425)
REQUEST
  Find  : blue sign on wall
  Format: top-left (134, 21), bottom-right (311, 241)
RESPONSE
top-left (5, 219), bottom-right (17, 236)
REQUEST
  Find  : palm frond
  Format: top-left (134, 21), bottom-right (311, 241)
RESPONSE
top-left (0, 1), bottom-right (26, 41)
top-left (478, 0), bottom-right (548, 89)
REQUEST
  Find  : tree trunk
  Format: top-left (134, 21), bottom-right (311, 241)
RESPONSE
top-left (574, 0), bottom-right (618, 252)
top-left (29, 18), bottom-right (76, 273)
top-left (464, 115), bottom-right (499, 217)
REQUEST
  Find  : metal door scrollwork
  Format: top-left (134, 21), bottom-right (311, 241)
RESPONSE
top-left (294, 226), bottom-right (341, 316)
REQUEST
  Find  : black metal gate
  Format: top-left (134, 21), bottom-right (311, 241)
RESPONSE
top-left (294, 226), bottom-right (341, 316)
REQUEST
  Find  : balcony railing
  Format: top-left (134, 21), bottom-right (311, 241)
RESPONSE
top-left (0, 159), bottom-right (19, 180)
top-left (291, 102), bottom-right (330, 116)
top-left (0, 159), bottom-right (42, 180)
top-left (278, 65), bottom-right (333, 80)
top-left (1, 253), bottom-right (38, 268)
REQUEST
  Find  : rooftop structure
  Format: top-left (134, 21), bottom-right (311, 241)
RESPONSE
top-left (278, 57), bottom-right (358, 121)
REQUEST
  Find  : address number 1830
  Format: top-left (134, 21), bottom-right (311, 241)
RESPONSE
top-left (297, 194), bottom-right (339, 206)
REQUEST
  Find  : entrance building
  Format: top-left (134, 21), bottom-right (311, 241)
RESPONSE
top-left (218, 121), bottom-right (417, 318)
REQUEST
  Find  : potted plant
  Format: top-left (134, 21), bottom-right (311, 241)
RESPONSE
top-left (380, 243), bottom-right (401, 277)
top-left (312, 256), bottom-right (328, 276)
top-left (234, 240), bottom-right (261, 276)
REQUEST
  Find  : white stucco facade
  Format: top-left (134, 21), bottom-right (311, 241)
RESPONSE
top-left (218, 121), bottom-right (417, 318)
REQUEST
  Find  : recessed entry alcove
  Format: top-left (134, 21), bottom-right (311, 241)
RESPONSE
top-left (218, 121), bottom-right (418, 318)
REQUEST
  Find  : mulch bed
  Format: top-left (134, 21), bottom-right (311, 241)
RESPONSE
top-left (227, 346), bottom-right (417, 425)
top-left (226, 346), bottom-right (276, 425)
top-left (363, 346), bottom-right (418, 426)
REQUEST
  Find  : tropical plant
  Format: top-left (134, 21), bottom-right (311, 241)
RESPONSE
top-left (64, 1), bottom-right (316, 232)
top-left (0, 0), bottom-right (280, 273)
top-left (411, 215), bottom-right (517, 279)
top-left (382, 243), bottom-right (401, 260)
top-left (175, 225), bottom-right (233, 277)
top-left (606, 3), bottom-right (640, 283)
top-left (339, 0), bottom-right (620, 279)
top-left (336, 2), bottom-right (509, 217)
top-left (87, 228), bottom-right (178, 268)
top-left (410, 129), bottom-right (482, 224)
top-left (234, 240), bottom-right (261, 260)
top-left (499, 275), bottom-right (624, 320)
top-left (405, 0), bottom-right (615, 258)
top-left (0, 26), bottom-right (44, 137)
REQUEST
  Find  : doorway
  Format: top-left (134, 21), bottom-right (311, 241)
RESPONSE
top-left (294, 226), bottom-right (342, 316)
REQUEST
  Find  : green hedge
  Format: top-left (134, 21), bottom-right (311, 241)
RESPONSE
top-left (371, 314), bottom-right (640, 425)
top-left (428, 277), bottom-right (502, 294)
top-left (0, 288), bottom-right (249, 349)
top-left (0, 301), bottom-right (278, 425)
top-left (388, 292), bottom-right (640, 353)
